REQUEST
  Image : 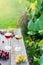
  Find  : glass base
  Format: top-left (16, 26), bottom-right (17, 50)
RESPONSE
top-left (5, 45), bottom-right (12, 51)
top-left (15, 46), bottom-right (22, 52)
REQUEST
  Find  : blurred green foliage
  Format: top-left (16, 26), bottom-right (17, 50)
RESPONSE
top-left (0, 0), bottom-right (28, 28)
top-left (22, 1), bottom-right (43, 65)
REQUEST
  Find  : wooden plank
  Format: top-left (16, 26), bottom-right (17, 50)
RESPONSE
top-left (0, 34), bottom-right (11, 65)
top-left (11, 28), bottom-right (29, 65)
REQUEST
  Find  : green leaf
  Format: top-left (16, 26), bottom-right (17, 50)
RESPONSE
top-left (38, 15), bottom-right (43, 30)
top-left (37, 0), bottom-right (43, 3)
top-left (27, 0), bottom-right (35, 2)
top-left (27, 0), bottom-right (43, 3)
top-left (34, 57), bottom-right (39, 61)
top-left (38, 39), bottom-right (43, 46)
top-left (29, 47), bottom-right (35, 57)
top-left (28, 41), bottom-right (35, 46)
top-left (34, 19), bottom-right (39, 31)
top-left (28, 20), bottom-right (35, 31)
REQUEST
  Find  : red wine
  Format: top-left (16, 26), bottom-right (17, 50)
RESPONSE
top-left (5, 33), bottom-right (12, 39)
top-left (5, 36), bottom-right (12, 39)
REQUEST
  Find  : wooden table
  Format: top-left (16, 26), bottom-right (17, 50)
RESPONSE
top-left (0, 28), bottom-right (29, 65)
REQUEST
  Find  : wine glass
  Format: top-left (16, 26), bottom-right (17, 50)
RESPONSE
top-left (4, 32), bottom-right (12, 51)
top-left (0, 31), bottom-right (2, 41)
top-left (14, 34), bottom-right (22, 53)
top-left (14, 29), bottom-right (22, 53)
top-left (0, 30), bottom-right (6, 44)
top-left (15, 34), bottom-right (22, 42)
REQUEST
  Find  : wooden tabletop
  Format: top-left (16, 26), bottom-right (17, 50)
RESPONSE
top-left (0, 28), bottom-right (29, 65)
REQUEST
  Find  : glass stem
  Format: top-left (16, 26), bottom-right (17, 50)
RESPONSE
top-left (8, 39), bottom-right (10, 46)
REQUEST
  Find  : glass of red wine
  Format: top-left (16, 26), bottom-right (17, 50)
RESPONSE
top-left (4, 32), bottom-right (12, 51)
